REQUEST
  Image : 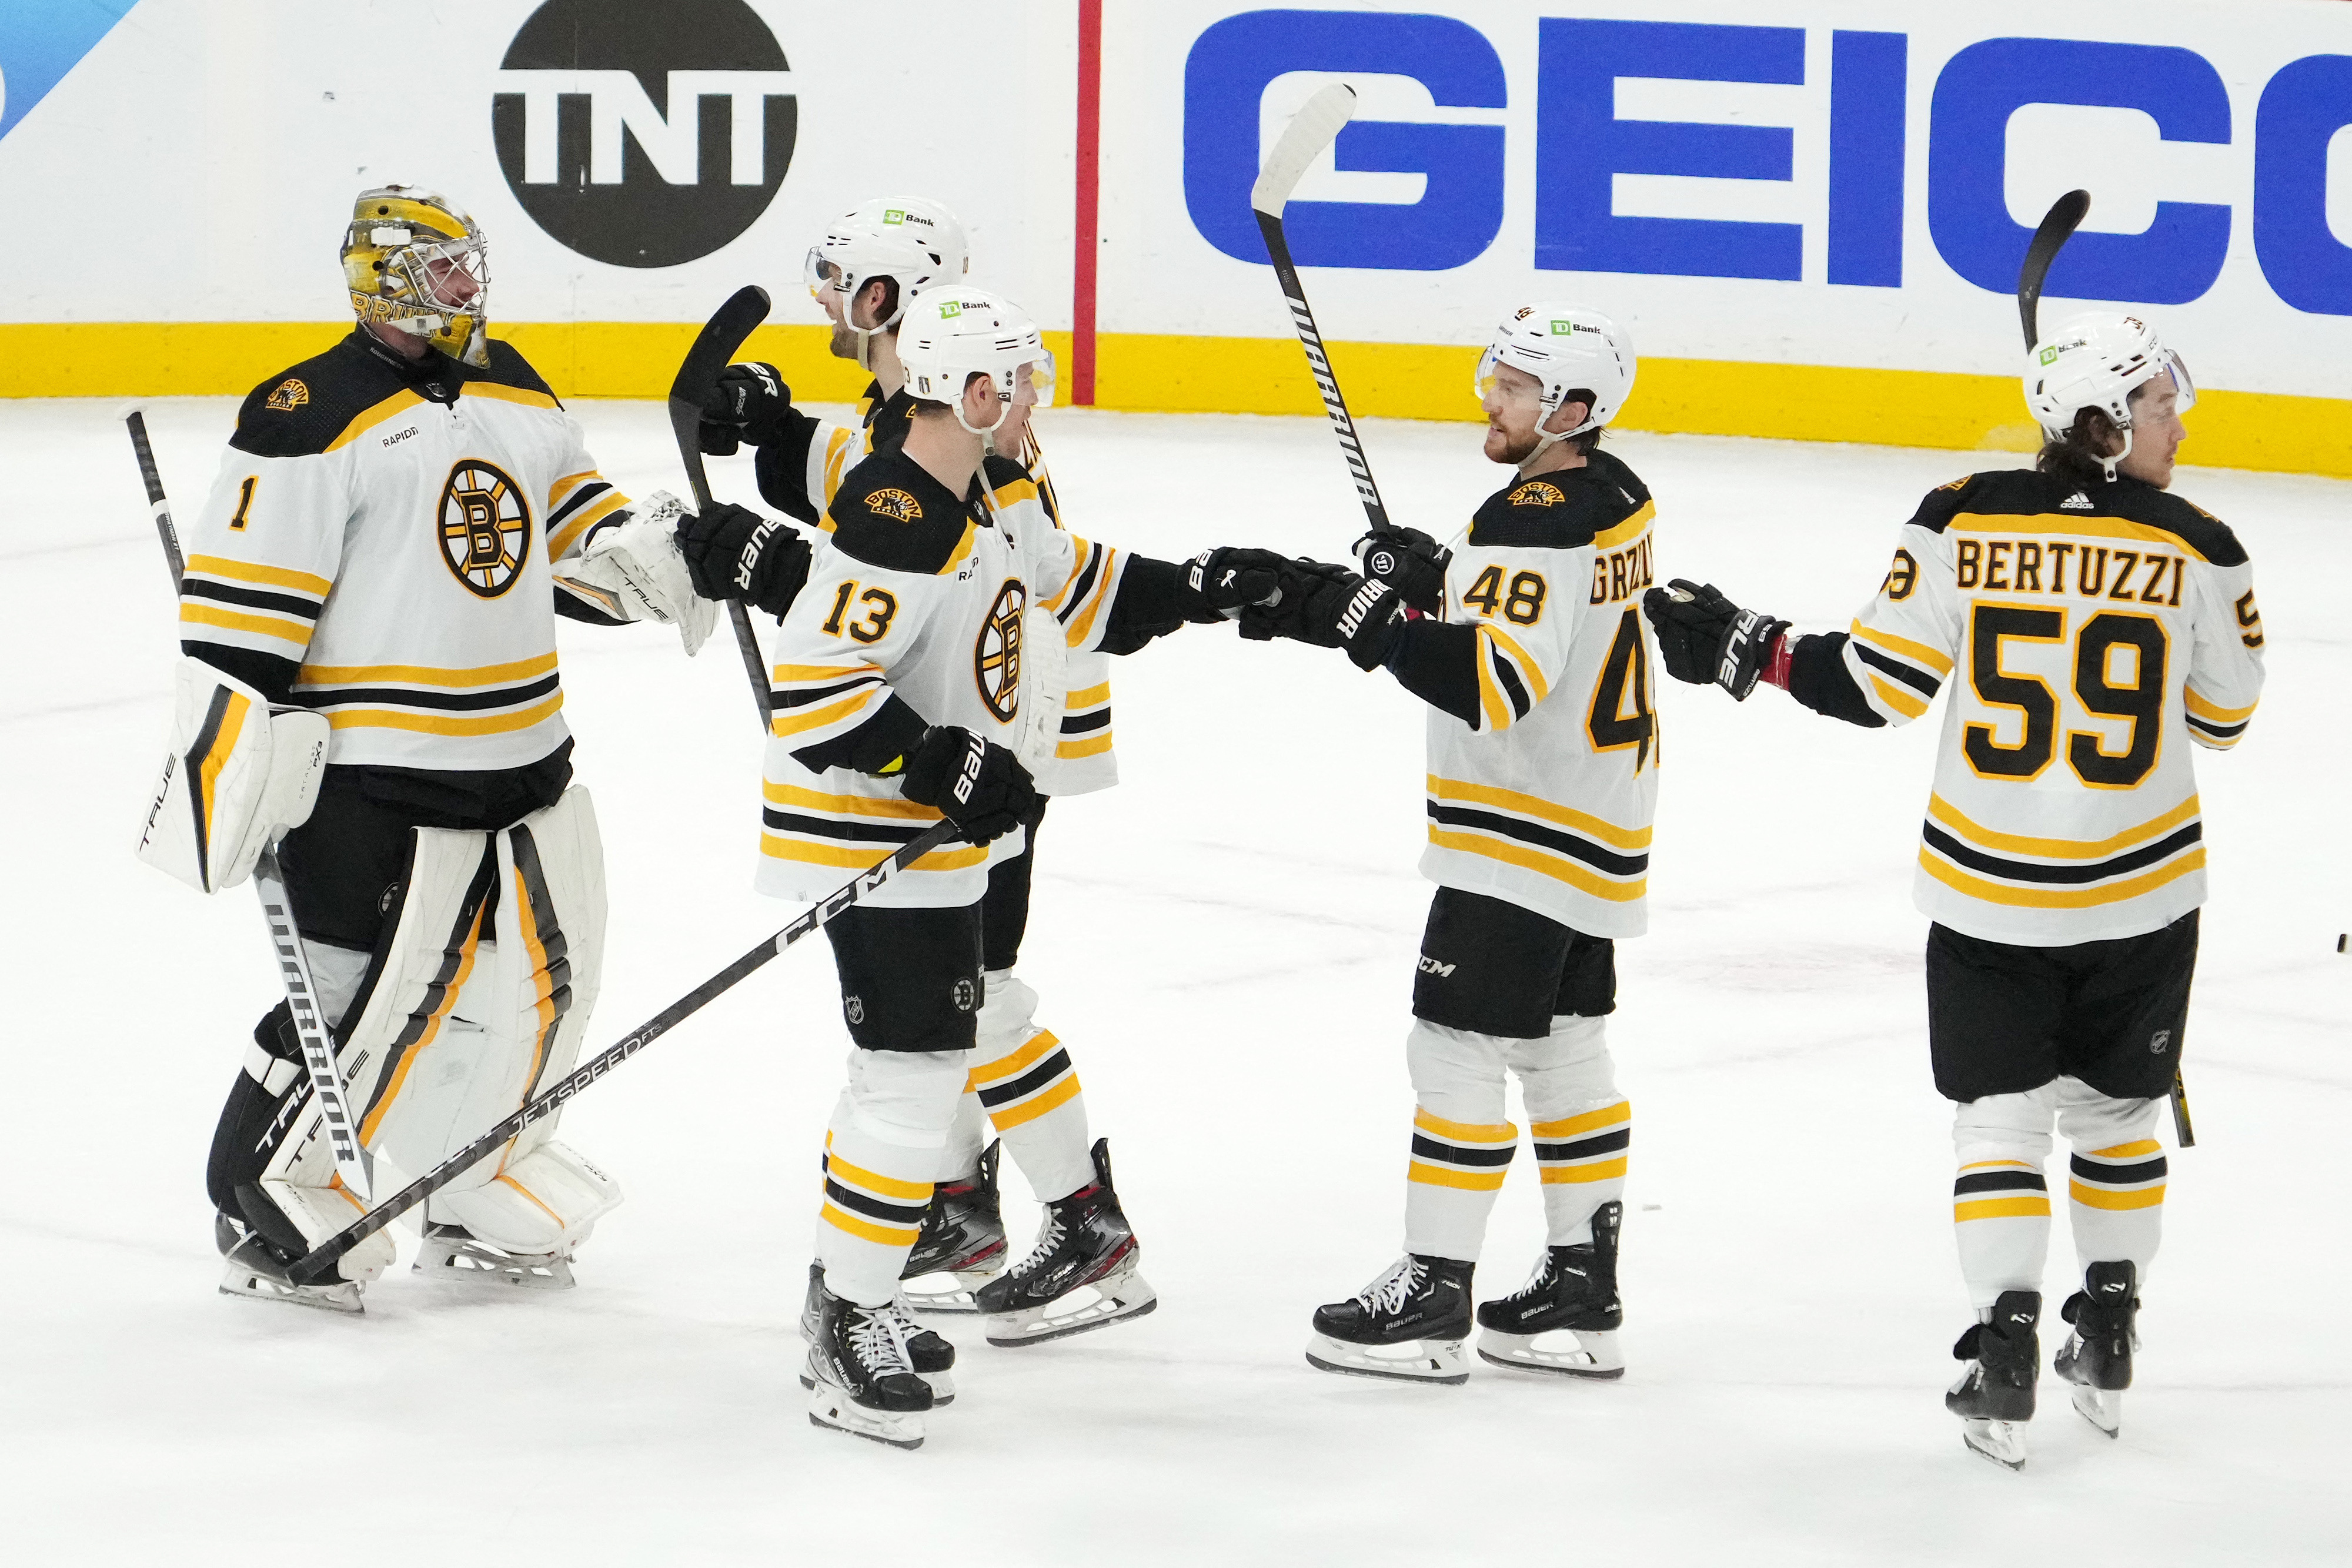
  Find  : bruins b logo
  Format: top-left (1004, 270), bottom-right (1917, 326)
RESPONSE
top-left (438, 460), bottom-right (531, 598)
top-left (974, 579), bottom-right (1025, 721)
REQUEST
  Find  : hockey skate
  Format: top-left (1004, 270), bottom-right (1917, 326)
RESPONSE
top-left (898, 1141), bottom-right (1008, 1315)
top-left (1307, 1253), bottom-right (1474, 1385)
top-left (1476, 1201), bottom-right (1625, 1378)
top-left (975, 1138), bottom-right (1157, 1348)
top-left (2054, 1261), bottom-right (2138, 1437)
top-left (1947, 1290), bottom-right (2040, 1470)
top-left (412, 1222), bottom-right (575, 1291)
top-left (799, 1263), bottom-right (956, 1405)
top-left (805, 1278), bottom-right (934, 1451)
top-left (214, 1212), bottom-right (363, 1315)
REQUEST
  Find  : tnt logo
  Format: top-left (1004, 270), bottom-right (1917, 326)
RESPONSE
top-left (491, 0), bottom-right (798, 268)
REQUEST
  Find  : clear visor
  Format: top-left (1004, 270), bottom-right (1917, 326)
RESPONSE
top-left (2126, 352), bottom-right (2196, 422)
top-left (804, 246), bottom-right (847, 297)
top-left (1473, 346), bottom-right (1545, 406)
top-left (1013, 352), bottom-right (1057, 410)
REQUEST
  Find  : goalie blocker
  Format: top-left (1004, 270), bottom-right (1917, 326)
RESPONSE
top-left (136, 658), bottom-right (329, 894)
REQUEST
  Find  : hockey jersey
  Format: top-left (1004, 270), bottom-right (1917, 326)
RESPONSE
top-left (756, 446), bottom-right (1135, 910)
top-left (754, 379), bottom-right (1117, 795)
top-left (179, 330), bottom-right (633, 774)
top-left (1822, 468), bottom-right (2264, 946)
top-left (1412, 452), bottom-right (1661, 938)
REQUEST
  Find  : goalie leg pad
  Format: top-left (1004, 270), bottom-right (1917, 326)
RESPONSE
top-left (135, 657), bottom-right (329, 894)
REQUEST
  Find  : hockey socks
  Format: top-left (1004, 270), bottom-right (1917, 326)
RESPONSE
top-left (963, 972), bottom-right (1093, 1203)
top-left (1404, 1108), bottom-right (1515, 1261)
top-left (1952, 1156), bottom-right (2053, 1308)
top-left (1532, 1099), bottom-right (1630, 1246)
top-left (817, 1049), bottom-right (967, 1308)
top-left (2067, 1139), bottom-right (2166, 1283)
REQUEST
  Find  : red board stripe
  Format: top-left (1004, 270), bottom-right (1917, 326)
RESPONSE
top-left (1074, 0), bottom-right (1102, 406)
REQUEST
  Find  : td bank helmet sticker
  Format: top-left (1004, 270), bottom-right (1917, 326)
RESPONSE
top-left (492, 0), bottom-right (797, 269)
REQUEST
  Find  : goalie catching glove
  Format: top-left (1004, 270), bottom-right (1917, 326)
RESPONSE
top-left (134, 659), bottom-right (329, 894)
top-left (1641, 578), bottom-right (1789, 701)
top-left (898, 726), bottom-right (1039, 846)
top-left (674, 500), bottom-right (813, 620)
top-left (552, 490), bottom-right (715, 656)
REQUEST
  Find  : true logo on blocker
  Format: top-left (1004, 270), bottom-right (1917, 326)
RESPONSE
top-left (492, 0), bottom-right (797, 268)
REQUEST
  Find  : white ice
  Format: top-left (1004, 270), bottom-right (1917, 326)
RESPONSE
top-left (3, 397), bottom-right (2345, 1563)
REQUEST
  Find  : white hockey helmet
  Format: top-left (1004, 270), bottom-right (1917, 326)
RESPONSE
top-left (803, 196), bottom-right (969, 335)
top-left (2025, 312), bottom-right (2196, 470)
top-left (1475, 303), bottom-right (1636, 440)
top-left (897, 287), bottom-right (1057, 439)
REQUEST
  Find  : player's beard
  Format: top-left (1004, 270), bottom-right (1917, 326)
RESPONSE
top-left (828, 319), bottom-right (861, 360)
top-left (1485, 417), bottom-right (1543, 466)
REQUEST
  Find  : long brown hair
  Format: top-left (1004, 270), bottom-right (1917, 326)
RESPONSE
top-left (2036, 406), bottom-right (2122, 489)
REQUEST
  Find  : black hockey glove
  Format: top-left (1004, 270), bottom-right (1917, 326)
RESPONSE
top-left (1354, 526), bottom-right (1450, 614)
top-left (1187, 546), bottom-right (1289, 636)
top-left (697, 362), bottom-right (794, 456)
top-left (1257, 566), bottom-right (1406, 671)
top-left (1641, 578), bottom-right (1789, 701)
top-left (898, 726), bottom-right (1040, 846)
top-left (674, 501), bottom-right (812, 618)
top-left (1237, 558), bottom-right (1353, 646)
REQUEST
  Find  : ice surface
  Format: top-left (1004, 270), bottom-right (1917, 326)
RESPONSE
top-left (2, 397), bottom-right (2345, 1563)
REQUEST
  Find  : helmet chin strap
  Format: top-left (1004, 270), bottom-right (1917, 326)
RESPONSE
top-left (954, 392), bottom-right (1011, 445)
top-left (2100, 420), bottom-right (2135, 480)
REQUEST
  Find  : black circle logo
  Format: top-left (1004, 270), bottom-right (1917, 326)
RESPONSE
top-left (439, 461), bottom-right (532, 597)
top-left (492, 0), bottom-right (799, 269)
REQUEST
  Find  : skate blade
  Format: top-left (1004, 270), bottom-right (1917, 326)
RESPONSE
top-left (807, 1386), bottom-right (925, 1450)
top-left (898, 1268), bottom-right (1001, 1315)
top-left (219, 1269), bottom-right (364, 1315)
top-left (2070, 1384), bottom-right (2122, 1437)
top-left (801, 1370), bottom-right (956, 1407)
top-left (984, 1273), bottom-right (1158, 1348)
top-left (1960, 1419), bottom-right (2028, 1470)
top-left (413, 1244), bottom-right (576, 1291)
top-left (1476, 1327), bottom-right (1625, 1379)
top-left (1304, 1333), bottom-right (1469, 1386)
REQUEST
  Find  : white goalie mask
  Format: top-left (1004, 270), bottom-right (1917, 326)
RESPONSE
top-left (2025, 312), bottom-right (2197, 476)
top-left (897, 289), bottom-right (1057, 442)
top-left (803, 196), bottom-right (970, 366)
top-left (1475, 304), bottom-right (1636, 459)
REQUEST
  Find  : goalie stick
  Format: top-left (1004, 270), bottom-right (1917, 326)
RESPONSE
top-left (1251, 83), bottom-right (1395, 537)
top-left (2012, 194), bottom-right (2197, 1149)
top-left (125, 410), bottom-right (376, 1199)
top-left (282, 817), bottom-right (958, 1286)
top-left (670, 286), bottom-right (780, 735)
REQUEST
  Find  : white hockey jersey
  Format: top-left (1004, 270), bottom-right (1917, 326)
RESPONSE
top-left (1417, 452), bottom-right (1661, 939)
top-left (756, 446), bottom-right (1128, 909)
top-left (761, 381), bottom-right (1118, 795)
top-left (1835, 467), bottom-right (2265, 946)
top-left (178, 331), bottom-right (633, 773)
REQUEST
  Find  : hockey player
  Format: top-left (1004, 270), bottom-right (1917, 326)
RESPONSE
top-left (684, 199), bottom-right (1132, 1325)
top-left (135, 186), bottom-right (710, 1312)
top-left (716, 286), bottom-right (1287, 1447)
top-left (1641, 313), bottom-right (2263, 1467)
top-left (1245, 305), bottom-right (1655, 1386)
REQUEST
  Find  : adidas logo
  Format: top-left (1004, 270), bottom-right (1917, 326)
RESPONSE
top-left (2060, 492), bottom-right (2093, 510)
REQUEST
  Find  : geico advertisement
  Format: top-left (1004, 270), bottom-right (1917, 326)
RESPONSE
top-left (0, 0), bottom-right (1073, 330)
top-left (1112, 0), bottom-right (2352, 397)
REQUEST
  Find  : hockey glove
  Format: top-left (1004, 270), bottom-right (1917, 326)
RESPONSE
top-left (899, 726), bottom-right (1040, 847)
top-left (674, 500), bottom-right (812, 618)
top-left (1187, 546), bottom-right (1288, 636)
top-left (1354, 526), bottom-right (1450, 614)
top-left (1268, 566), bottom-right (1406, 671)
top-left (1641, 578), bottom-right (1789, 701)
top-left (697, 362), bottom-right (794, 456)
top-left (554, 491), bottom-right (716, 655)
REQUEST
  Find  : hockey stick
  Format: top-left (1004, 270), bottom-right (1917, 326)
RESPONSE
top-left (284, 818), bottom-right (960, 1286)
top-left (2016, 190), bottom-right (2091, 352)
top-left (1251, 83), bottom-right (1394, 536)
top-left (125, 413), bottom-right (376, 1198)
top-left (670, 286), bottom-right (779, 735)
top-left (2012, 200), bottom-right (2199, 1148)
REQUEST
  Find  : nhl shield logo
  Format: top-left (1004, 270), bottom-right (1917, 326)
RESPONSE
top-left (438, 460), bottom-right (532, 598)
top-left (2150, 1029), bottom-right (2171, 1055)
top-left (845, 995), bottom-right (865, 1026)
top-left (974, 579), bottom-right (1025, 721)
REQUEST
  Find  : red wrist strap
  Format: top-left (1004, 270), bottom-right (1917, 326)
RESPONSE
top-left (1761, 630), bottom-right (1793, 690)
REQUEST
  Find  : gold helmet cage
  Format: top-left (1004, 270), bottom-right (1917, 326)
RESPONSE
top-left (341, 186), bottom-right (490, 367)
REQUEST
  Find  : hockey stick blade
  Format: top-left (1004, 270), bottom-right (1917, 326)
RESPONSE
top-left (2018, 190), bottom-right (2091, 352)
top-left (667, 285), bottom-right (776, 733)
top-left (124, 410), bottom-right (185, 588)
top-left (283, 820), bottom-right (962, 1286)
top-left (1252, 82), bottom-right (1357, 219)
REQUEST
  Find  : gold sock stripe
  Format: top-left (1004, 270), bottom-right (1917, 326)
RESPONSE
top-left (822, 1155), bottom-right (934, 1203)
top-left (1955, 1195), bottom-right (2053, 1221)
top-left (2089, 1139), bottom-right (2163, 1160)
top-left (820, 1202), bottom-right (921, 1248)
top-left (1408, 1159), bottom-right (1509, 1192)
top-left (2070, 1181), bottom-right (2167, 1211)
top-left (986, 1074), bottom-right (1083, 1132)
top-left (1411, 1107), bottom-right (1516, 1145)
top-left (1529, 1101), bottom-right (1631, 1139)
top-left (1539, 1158), bottom-right (1628, 1185)
top-left (968, 1029), bottom-right (1063, 1088)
